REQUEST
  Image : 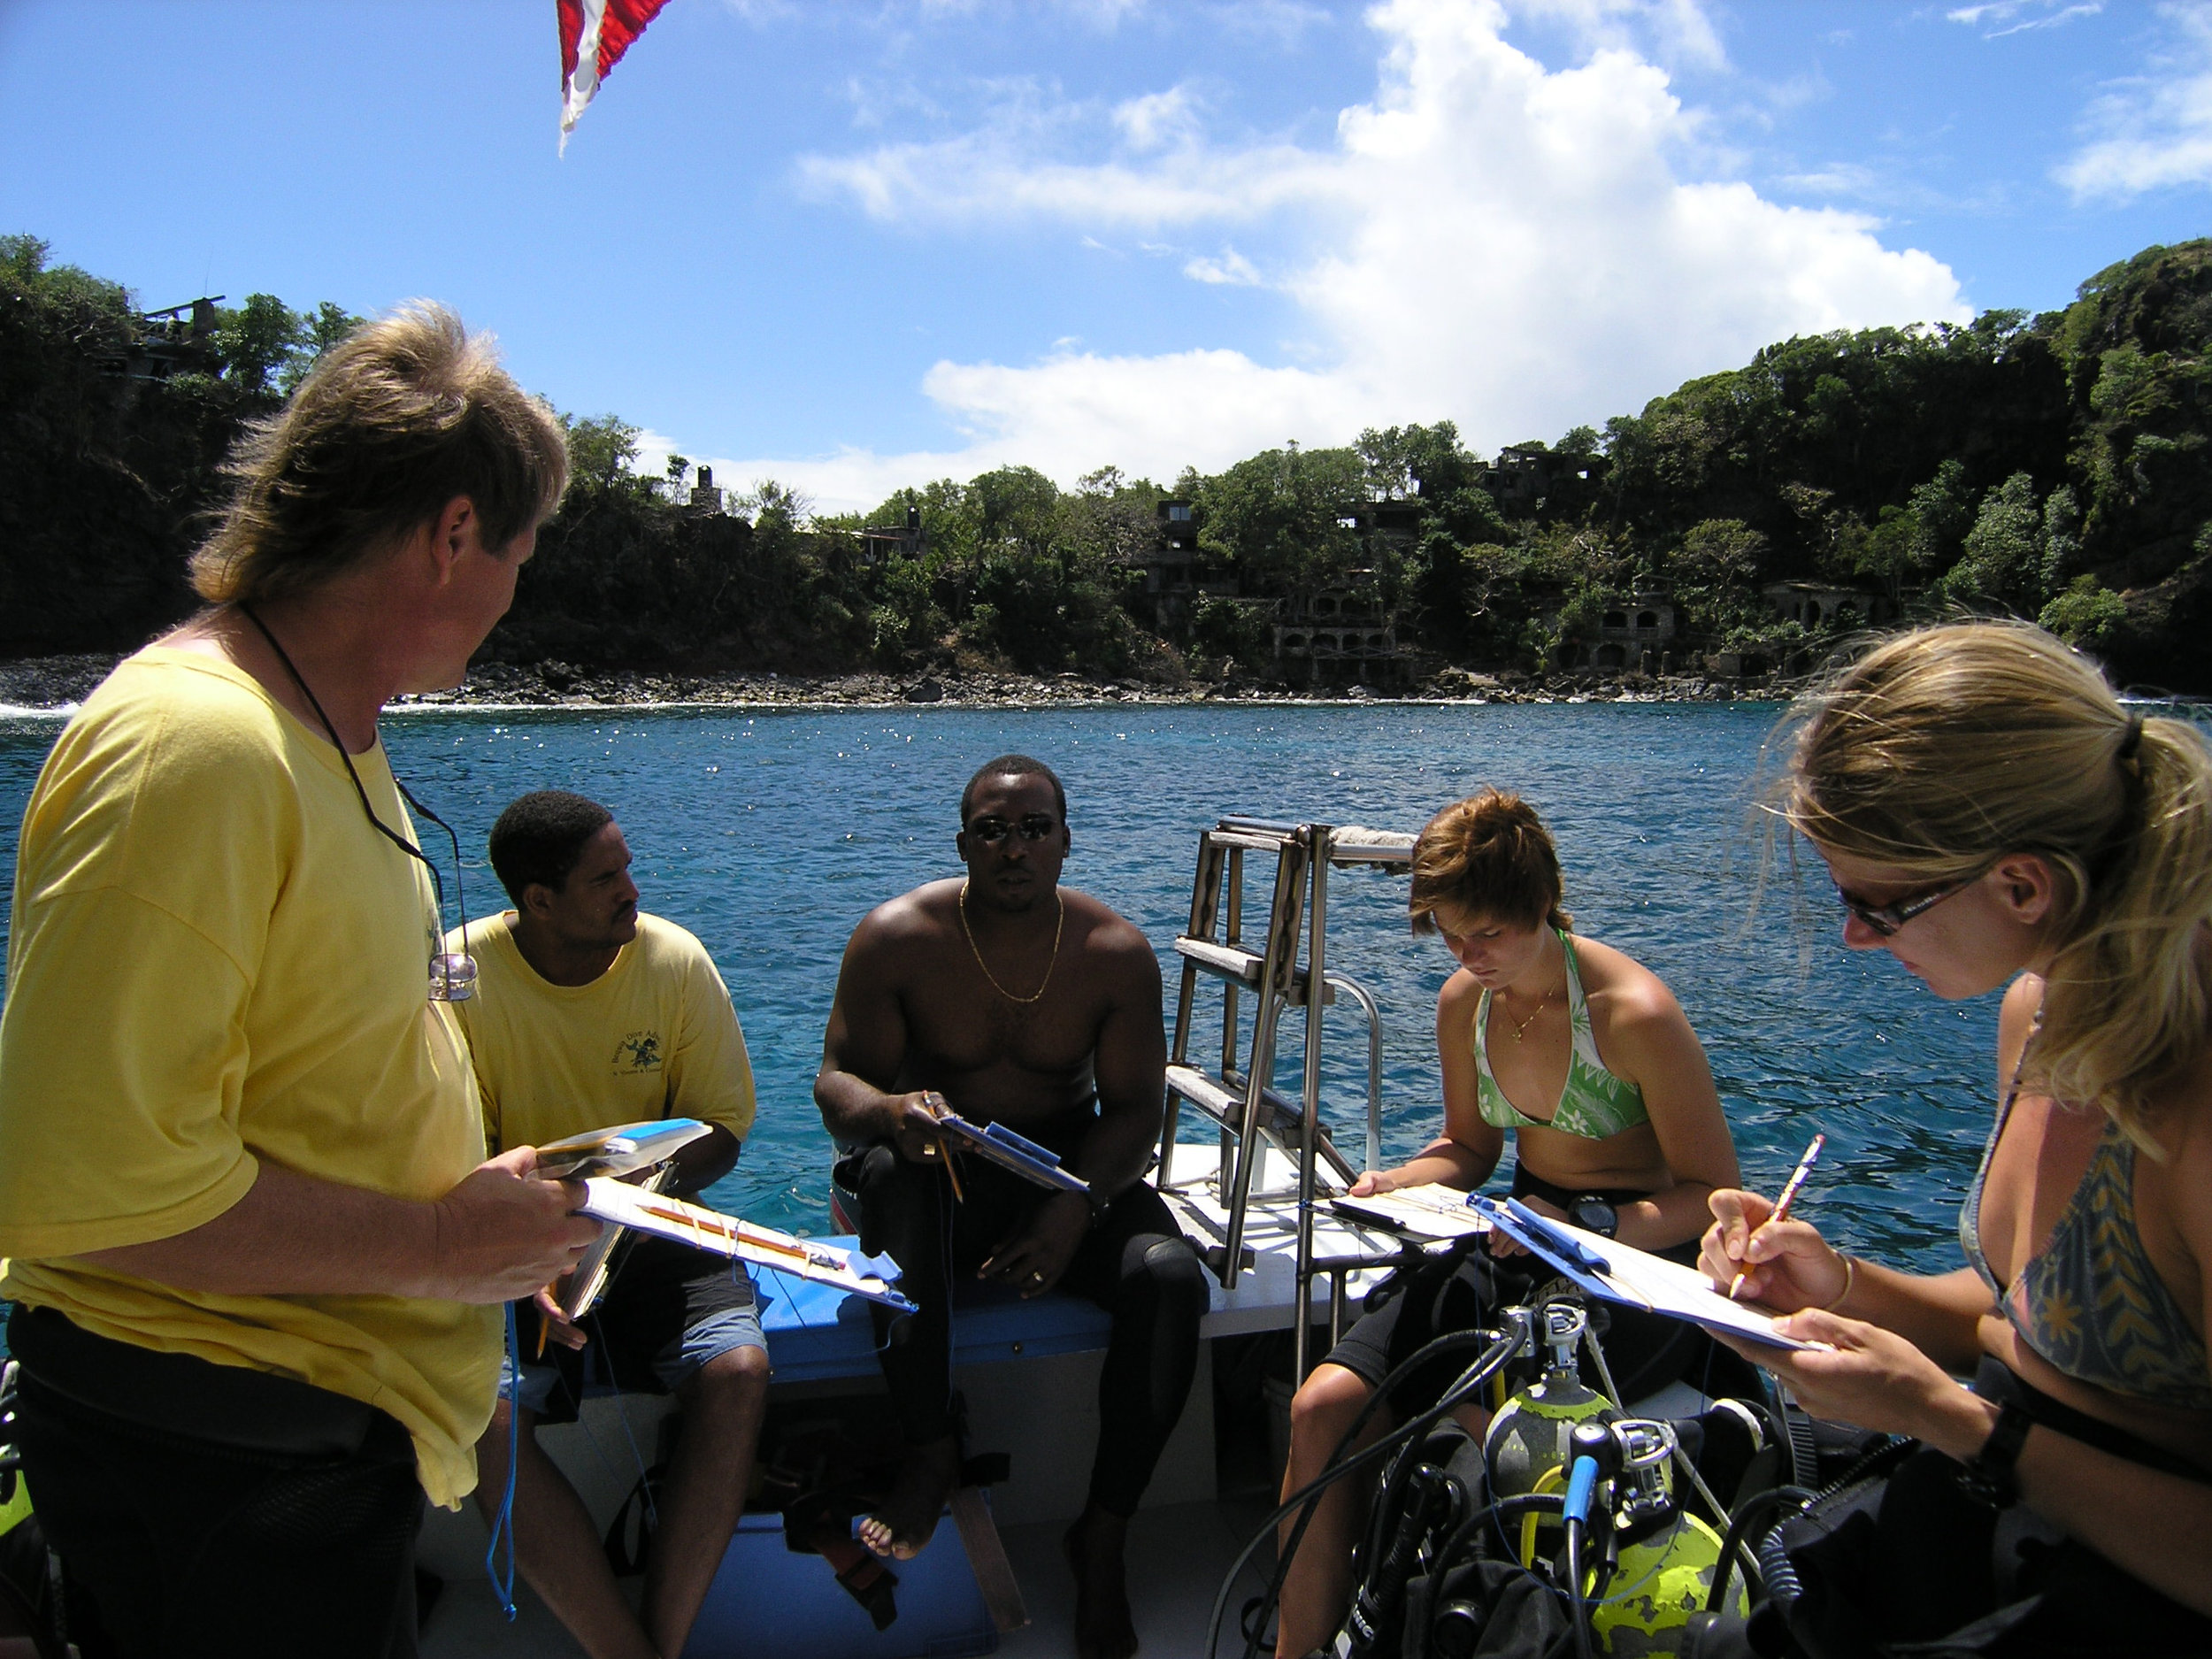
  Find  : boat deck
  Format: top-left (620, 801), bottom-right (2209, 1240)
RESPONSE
top-left (419, 1145), bottom-right (1400, 1657)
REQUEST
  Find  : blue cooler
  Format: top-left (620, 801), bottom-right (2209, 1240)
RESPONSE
top-left (681, 1506), bottom-right (997, 1659)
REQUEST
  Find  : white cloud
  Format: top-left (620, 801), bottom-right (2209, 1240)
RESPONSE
top-left (1112, 84), bottom-right (1202, 150)
top-left (1515, 0), bottom-right (1727, 72)
top-left (1183, 247), bottom-right (1263, 284)
top-left (1947, 1), bottom-right (2101, 36)
top-left (2056, 2), bottom-right (2212, 200)
top-left (736, 0), bottom-right (1966, 511)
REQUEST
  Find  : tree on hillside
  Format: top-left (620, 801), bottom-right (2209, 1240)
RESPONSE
top-left (1941, 472), bottom-right (2052, 612)
top-left (276, 301), bottom-right (366, 393)
top-left (565, 413), bottom-right (642, 492)
top-left (212, 295), bottom-right (307, 397)
top-left (1661, 519), bottom-right (1770, 644)
top-left (1195, 442), bottom-right (1366, 596)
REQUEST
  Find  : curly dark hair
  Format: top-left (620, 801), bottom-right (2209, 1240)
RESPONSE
top-left (1407, 788), bottom-right (1571, 935)
top-left (488, 791), bottom-right (614, 907)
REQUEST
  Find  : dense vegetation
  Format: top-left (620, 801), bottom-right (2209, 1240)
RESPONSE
top-left (6, 234), bottom-right (2211, 688)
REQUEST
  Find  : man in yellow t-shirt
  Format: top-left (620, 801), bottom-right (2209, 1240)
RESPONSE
top-left (0, 307), bottom-right (601, 1659)
top-left (449, 789), bottom-right (766, 1659)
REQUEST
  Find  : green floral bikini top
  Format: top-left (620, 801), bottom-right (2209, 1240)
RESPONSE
top-left (1473, 930), bottom-right (1649, 1140)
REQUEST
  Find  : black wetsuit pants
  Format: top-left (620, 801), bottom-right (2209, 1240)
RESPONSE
top-left (845, 1141), bottom-right (1209, 1517)
top-left (7, 1305), bottom-right (425, 1659)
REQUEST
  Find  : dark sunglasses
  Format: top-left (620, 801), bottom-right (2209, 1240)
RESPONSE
top-left (966, 814), bottom-right (1061, 845)
top-left (1834, 872), bottom-right (1981, 938)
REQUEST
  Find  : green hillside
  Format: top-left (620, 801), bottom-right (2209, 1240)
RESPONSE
top-left (5, 234), bottom-right (2210, 690)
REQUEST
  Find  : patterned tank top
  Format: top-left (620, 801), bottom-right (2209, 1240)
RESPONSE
top-left (1473, 931), bottom-right (1649, 1141)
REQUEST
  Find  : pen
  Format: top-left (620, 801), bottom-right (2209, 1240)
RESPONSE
top-left (1729, 1132), bottom-right (1825, 1302)
top-left (1500, 1198), bottom-right (1609, 1275)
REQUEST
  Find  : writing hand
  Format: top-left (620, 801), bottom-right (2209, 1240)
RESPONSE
top-left (1701, 1187), bottom-right (1847, 1312)
top-left (1715, 1310), bottom-right (1990, 1455)
top-left (1348, 1170), bottom-right (1394, 1198)
top-left (420, 1147), bottom-right (603, 1304)
top-left (978, 1192), bottom-right (1089, 1298)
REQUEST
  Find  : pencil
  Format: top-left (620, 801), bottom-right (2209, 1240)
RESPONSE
top-left (1728, 1132), bottom-right (1825, 1302)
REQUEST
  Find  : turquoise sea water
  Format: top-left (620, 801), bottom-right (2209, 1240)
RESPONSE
top-left (1, 699), bottom-right (2031, 1272)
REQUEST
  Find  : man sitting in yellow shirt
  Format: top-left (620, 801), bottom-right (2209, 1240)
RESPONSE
top-left (449, 789), bottom-right (767, 1659)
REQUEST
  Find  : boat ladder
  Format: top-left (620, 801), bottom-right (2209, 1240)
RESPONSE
top-left (1157, 815), bottom-right (1417, 1377)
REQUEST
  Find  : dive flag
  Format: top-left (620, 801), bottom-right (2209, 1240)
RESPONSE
top-left (558, 0), bottom-right (671, 153)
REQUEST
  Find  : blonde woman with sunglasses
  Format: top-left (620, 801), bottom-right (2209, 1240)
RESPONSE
top-left (1707, 620), bottom-right (2212, 1643)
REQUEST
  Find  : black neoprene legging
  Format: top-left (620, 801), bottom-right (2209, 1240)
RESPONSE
top-left (846, 1140), bottom-right (1208, 1517)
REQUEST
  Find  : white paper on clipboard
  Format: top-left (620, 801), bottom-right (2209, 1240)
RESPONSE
top-left (579, 1179), bottom-right (915, 1312)
top-left (1329, 1182), bottom-right (1491, 1241)
top-left (1478, 1199), bottom-right (1815, 1351)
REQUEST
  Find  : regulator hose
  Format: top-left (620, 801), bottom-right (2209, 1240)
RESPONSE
top-left (1705, 1485), bottom-right (1814, 1615)
top-left (1755, 1525), bottom-right (1803, 1614)
top-left (1205, 1325), bottom-right (1519, 1659)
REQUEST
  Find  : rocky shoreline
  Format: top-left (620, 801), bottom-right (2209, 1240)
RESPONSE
top-left (0, 654), bottom-right (1789, 712)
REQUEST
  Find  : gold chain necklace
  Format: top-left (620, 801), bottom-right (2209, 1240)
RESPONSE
top-left (958, 879), bottom-right (1065, 1004)
top-left (1501, 980), bottom-right (1557, 1042)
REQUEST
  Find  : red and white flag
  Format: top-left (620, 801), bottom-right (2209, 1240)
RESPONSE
top-left (558, 0), bottom-right (670, 153)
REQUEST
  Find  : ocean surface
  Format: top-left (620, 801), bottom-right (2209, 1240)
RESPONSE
top-left (0, 697), bottom-right (2077, 1273)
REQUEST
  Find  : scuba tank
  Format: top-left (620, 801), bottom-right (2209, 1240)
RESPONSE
top-left (1483, 1302), bottom-right (1617, 1502)
top-left (1571, 1418), bottom-right (1753, 1657)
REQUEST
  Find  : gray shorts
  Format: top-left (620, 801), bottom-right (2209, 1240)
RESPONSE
top-left (503, 1239), bottom-right (767, 1424)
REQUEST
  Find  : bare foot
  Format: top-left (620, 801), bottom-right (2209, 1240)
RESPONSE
top-left (858, 1436), bottom-right (960, 1560)
top-left (1063, 1504), bottom-right (1139, 1659)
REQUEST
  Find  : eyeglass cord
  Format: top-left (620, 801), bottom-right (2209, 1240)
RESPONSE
top-left (237, 606), bottom-right (514, 1611)
top-left (236, 604), bottom-right (472, 965)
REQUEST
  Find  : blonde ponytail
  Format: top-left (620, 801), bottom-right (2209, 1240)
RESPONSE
top-left (1778, 621), bottom-right (2212, 1152)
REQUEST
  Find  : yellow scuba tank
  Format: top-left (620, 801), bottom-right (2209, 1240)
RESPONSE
top-left (1575, 1418), bottom-right (1753, 1657)
top-left (1483, 1302), bottom-right (1617, 1502)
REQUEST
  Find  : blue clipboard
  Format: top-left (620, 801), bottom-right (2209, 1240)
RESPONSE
top-left (1476, 1197), bottom-right (1614, 1297)
top-left (935, 1112), bottom-right (1090, 1195)
top-left (1472, 1196), bottom-right (1813, 1351)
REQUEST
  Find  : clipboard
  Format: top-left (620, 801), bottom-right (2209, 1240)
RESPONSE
top-left (933, 1112), bottom-right (1090, 1195)
top-left (1329, 1182), bottom-right (1492, 1241)
top-left (557, 1163), bottom-right (676, 1323)
top-left (579, 1179), bottom-right (916, 1312)
top-left (533, 1118), bottom-right (713, 1180)
top-left (533, 1118), bottom-right (715, 1323)
top-left (1473, 1197), bottom-right (1813, 1351)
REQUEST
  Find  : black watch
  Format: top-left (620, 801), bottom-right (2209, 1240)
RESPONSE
top-left (1955, 1400), bottom-right (2032, 1509)
top-left (1569, 1195), bottom-right (1618, 1240)
top-left (1063, 1185), bottom-right (1111, 1229)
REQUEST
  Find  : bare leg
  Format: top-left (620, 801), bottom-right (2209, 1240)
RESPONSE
top-left (1273, 1364), bottom-right (1389, 1659)
top-left (474, 1402), bottom-right (658, 1659)
top-left (643, 1345), bottom-right (770, 1659)
top-left (857, 1433), bottom-right (961, 1560)
top-left (1064, 1502), bottom-right (1140, 1659)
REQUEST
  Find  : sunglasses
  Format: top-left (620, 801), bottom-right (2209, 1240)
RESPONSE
top-left (1833, 872), bottom-right (1981, 938)
top-left (966, 814), bottom-right (1061, 846)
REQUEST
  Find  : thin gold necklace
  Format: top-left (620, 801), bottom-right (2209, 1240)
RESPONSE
top-left (958, 879), bottom-right (1065, 1004)
top-left (1500, 979), bottom-right (1558, 1042)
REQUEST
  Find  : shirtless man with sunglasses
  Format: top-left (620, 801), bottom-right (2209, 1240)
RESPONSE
top-left (816, 754), bottom-right (1204, 1659)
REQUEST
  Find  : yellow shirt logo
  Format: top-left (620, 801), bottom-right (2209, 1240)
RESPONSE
top-left (612, 1030), bottom-right (664, 1074)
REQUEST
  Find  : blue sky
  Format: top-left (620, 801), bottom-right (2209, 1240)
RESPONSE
top-left (3, 0), bottom-right (2208, 511)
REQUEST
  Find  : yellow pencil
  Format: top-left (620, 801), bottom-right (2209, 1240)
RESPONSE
top-left (1728, 1133), bottom-right (1825, 1302)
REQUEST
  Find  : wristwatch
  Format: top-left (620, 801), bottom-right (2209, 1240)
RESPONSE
top-left (1569, 1195), bottom-right (1619, 1240)
top-left (1062, 1184), bottom-right (1112, 1230)
top-left (1955, 1400), bottom-right (2032, 1509)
